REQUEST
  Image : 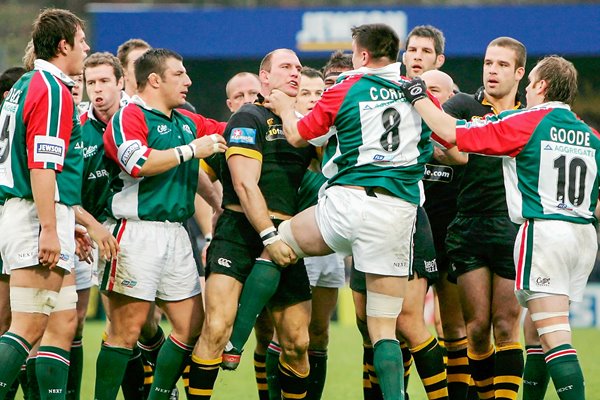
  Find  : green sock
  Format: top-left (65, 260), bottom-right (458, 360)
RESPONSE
top-left (229, 260), bottom-right (282, 351)
top-left (148, 335), bottom-right (192, 399)
top-left (66, 337), bottom-right (83, 399)
top-left (410, 336), bottom-right (448, 400)
top-left (266, 342), bottom-right (282, 400)
top-left (94, 344), bottom-right (133, 400)
top-left (373, 339), bottom-right (404, 400)
top-left (36, 346), bottom-right (70, 400)
top-left (278, 358), bottom-right (308, 400)
top-left (307, 349), bottom-right (327, 400)
top-left (121, 346), bottom-right (145, 399)
top-left (545, 344), bottom-right (585, 400)
top-left (0, 333), bottom-right (32, 398)
top-left (138, 325), bottom-right (165, 366)
top-left (4, 366), bottom-right (21, 400)
top-left (522, 345), bottom-right (549, 400)
top-left (254, 352), bottom-right (269, 400)
top-left (27, 356), bottom-right (41, 400)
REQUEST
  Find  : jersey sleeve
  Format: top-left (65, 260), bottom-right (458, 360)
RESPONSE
top-left (297, 75), bottom-right (359, 141)
top-left (224, 110), bottom-right (263, 163)
top-left (23, 72), bottom-right (75, 172)
top-left (456, 108), bottom-right (552, 157)
top-left (103, 104), bottom-right (151, 178)
top-left (178, 109), bottom-right (226, 137)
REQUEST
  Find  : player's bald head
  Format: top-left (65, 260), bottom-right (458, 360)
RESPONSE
top-left (421, 69), bottom-right (455, 105)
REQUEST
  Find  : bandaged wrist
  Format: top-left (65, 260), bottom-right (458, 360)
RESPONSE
top-left (260, 227), bottom-right (280, 247)
top-left (173, 144), bottom-right (195, 164)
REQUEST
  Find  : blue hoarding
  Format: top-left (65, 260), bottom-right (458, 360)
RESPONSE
top-left (89, 4), bottom-right (600, 58)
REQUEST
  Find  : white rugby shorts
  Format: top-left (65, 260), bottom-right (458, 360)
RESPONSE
top-left (74, 247), bottom-right (98, 291)
top-left (0, 198), bottom-right (75, 272)
top-left (98, 219), bottom-right (201, 301)
top-left (514, 219), bottom-right (597, 306)
top-left (315, 185), bottom-right (416, 277)
top-left (305, 253), bottom-right (346, 288)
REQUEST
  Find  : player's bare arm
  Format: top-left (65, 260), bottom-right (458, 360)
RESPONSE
top-left (228, 154), bottom-right (297, 266)
top-left (31, 169), bottom-right (61, 269)
top-left (196, 169), bottom-right (222, 211)
top-left (433, 146), bottom-right (468, 165)
top-left (267, 89), bottom-right (308, 147)
top-left (74, 205), bottom-right (119, 261)
top-left (402, 77), bottom-right (458, 144)
top-left (139, 134), bottom-right (227, 176)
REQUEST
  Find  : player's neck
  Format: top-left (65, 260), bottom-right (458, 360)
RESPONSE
top-left (484, 88), bottom-right (519, 113)
top-left (138, 92), bottom-right (172, 118)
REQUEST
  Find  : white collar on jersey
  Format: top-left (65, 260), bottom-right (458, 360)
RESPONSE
top-left (338, 62), bottom-right (402, 82)
top-left (120, 91), bottom-right (131, 107)
top-left (33, 59), bottom-right (75, 87)
top-left (529, 101), bottom-right (571, 111)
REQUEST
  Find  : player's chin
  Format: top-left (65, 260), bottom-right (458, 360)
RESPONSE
top-left (284, 87), bottom-right (299, 97)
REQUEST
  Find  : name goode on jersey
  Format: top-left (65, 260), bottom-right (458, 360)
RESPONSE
top-left (549, 126), bottom-right (592, 146)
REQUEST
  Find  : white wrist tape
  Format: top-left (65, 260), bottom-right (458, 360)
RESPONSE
top-left (173, 144), bottom-right (195, 164)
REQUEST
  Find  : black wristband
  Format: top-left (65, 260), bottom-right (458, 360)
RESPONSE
top-left (260, 230), bottom-right (278, 242)
top-left (175, 146), bottom-right (185, 164)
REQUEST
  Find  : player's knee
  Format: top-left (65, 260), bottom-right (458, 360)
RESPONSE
top-left (280, 334), bottom-right (310, 362)
top-left (308, 323), bottom-right (329, 349)
top-left (201, 314), bottom-right (233, 345)
top-left (466, 319), bottom-right (492, 345)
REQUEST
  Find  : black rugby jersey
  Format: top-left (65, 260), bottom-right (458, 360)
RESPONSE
top-left (442, 87), bottom-right (524, 217)
top-left (220, 95), bottom-right (315, 215)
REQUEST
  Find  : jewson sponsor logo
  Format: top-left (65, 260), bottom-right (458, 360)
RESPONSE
top-left (36, 143), bottom-right (63, 157)
top-left (120, 142), bottom-right (141, 165)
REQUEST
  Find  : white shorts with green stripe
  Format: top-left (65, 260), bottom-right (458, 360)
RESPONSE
top-left (98, 218), bottom-right (201, 302)
top-left (514, 219), bottom-right (596, 307)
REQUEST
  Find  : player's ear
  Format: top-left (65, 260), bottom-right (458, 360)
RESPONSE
top-left (435, 54), bottom-right (445, 69)
top-left (147, 72), bottom-right (160, 88)
top-left (57, 39), bottom-right (69, 56)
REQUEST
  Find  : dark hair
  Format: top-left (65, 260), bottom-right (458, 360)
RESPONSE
top-left (32, 8), bottom-right (85, 61)
top-left (322, 50), bottom-right (353, 77)
top-left (351, 24), bottom-right (399, 62)
top-left (301, 67), bottom-right (323, 80)
top-left (0, 67), bottom-right (26, 94)
top-left (116, 38), bottom-right (151, 69)
top-left (406, 25), bottom-right (445, 56)
top-left (84, 52), bottom-right (124, 82)
top-left (535, 55), bottom-right (578, 105)
top-left (259, 48), bottom-right (296, 73)
top-left (134, 48), bottom-right (182, 91)
top-left (488, 37), bottom-right (527, 69)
